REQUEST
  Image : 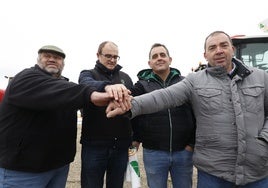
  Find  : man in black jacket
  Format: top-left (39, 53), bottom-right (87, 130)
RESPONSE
top-left (80, 42), bottom-right (196, 188)
top-left (131, 43), bottom-right (196, 188)
top-left (79, 41), bottom-right (133, 188)
top-left (0, 45), bottom-right (128, 188)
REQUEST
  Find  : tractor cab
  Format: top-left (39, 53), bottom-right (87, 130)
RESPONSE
top-left (232, 35), bottom-right (268, 72)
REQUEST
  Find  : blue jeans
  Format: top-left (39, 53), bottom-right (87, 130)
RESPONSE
top-left (143, 148), bottom-right (193, 188)
top-left (81, 144), bottom-right (128, 188)
top-left (197, 169), bottom-right (268, 188)
top-left (0, 165), bottom-right (69, 188)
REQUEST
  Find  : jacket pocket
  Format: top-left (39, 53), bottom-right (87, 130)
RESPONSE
top-left (241, 86), bottom-right (264, 113)
top-left (246, 138), bottom-right (268, 171)
top-left (195, 134), bottom-right (220, 148)
top-left (196, 88), bottom-right (222, 114)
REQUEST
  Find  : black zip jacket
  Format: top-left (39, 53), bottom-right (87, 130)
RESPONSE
top-left (79, 61), bottom-right (133, 148)
top-left (0, 65), bottom-right (97, 172)
top-left (131, 68), bottom-right (196, 151)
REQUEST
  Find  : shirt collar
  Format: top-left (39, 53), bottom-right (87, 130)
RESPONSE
top-left (228, 62), bottom-right (236, 75)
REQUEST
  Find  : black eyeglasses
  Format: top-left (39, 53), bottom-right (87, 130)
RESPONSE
top-left (101, 53), bottom-right (120, 61)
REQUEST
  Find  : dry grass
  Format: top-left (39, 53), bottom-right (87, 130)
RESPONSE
top-left (66, 125), bottom-right (197, 188)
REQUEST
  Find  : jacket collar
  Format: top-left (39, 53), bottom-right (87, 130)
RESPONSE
top-left (206, 58), bottom-right (251, 79)
top-left (34, 64), bottom-right (69, 81)
top-left (94, 61), bottom-right (122, 75)
top-left (137, 67), bottom-right (181, 82)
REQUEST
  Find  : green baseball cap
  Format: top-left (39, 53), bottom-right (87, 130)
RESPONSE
top-left (38, 45), bottom-right (66, 59)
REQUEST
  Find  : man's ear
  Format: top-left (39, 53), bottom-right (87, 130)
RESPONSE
top-left (148, 60), bottom-right (152, 68)
top-left (169, 57), bottom-right (172, 65)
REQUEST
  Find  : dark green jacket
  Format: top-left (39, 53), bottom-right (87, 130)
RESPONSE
top-left (131, 68), bottom-right (196, 151)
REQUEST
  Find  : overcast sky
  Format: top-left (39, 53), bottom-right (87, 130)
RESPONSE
top-left (0, 0), bottom-right (267, 89)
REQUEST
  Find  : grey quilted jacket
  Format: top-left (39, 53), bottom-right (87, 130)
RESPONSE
top-left (131, 58), bottom-right (268, 185)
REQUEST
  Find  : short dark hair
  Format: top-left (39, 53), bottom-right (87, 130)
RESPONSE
top-left (149, 43), bottom-right (170, 59)
top-left (204, 31), bottom-right (233, 51)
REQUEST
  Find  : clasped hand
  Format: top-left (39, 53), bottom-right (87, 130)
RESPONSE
top-left (90, 84), bottom-right (132, 116)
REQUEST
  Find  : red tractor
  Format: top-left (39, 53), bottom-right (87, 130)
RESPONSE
top-left (0, 76), bottom-right (13, 103)
top-left (0, 89), bottom-right (4, 103)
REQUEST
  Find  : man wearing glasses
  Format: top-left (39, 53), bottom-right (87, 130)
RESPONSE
top-left (78, 41), bottom-right (133, 188)
top-left (0, 45), bottom-right (124, 188)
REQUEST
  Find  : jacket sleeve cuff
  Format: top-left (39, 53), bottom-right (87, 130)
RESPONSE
top-left (99, 81), bottom-right (112, 91)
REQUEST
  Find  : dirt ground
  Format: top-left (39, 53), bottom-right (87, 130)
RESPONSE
top-left (66, 124), bottom-right (197, 188)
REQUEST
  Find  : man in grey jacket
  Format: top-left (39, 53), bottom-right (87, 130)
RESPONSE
top-left (106, 31), bottom-right (268, 188)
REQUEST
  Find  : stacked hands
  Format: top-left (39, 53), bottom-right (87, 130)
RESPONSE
top-left (90, 84), bottom-right (132, 117)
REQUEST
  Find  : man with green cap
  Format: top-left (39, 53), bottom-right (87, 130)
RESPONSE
top-left (0, 45), bottom-right (130, 188)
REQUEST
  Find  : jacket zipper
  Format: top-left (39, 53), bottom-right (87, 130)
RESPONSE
top-left (168, 108), bottom-right (172, 152)
top-left (163, 80), bottom-right (173, 152)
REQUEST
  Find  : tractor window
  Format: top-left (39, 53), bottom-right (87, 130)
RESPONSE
top-left (236, 43), bottom-right (268, 71)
